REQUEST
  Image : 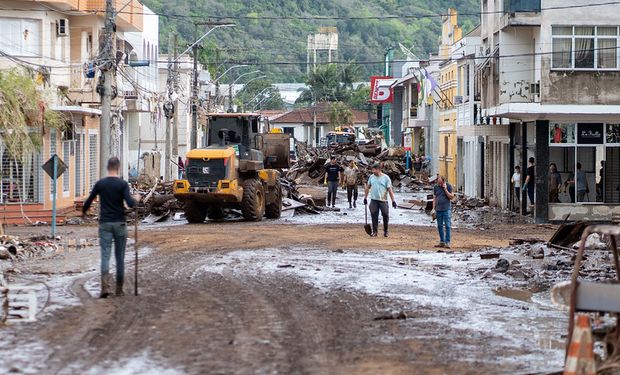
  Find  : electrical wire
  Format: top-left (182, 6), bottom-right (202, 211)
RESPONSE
top-left (167, 44), bottom-right (620, 66)
top-left (1, 1), bottom-right (620, 20)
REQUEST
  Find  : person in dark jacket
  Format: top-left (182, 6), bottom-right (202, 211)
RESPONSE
top-left (324, 156), bottom-right (343, 208)
top-left (83, 157), bottom-right (137, 298)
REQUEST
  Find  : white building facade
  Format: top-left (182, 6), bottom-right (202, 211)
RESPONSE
top-left (480, 0), bottom-right (620, 221)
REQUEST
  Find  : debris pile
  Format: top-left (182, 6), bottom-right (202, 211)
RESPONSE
top-left (0, 235), bottom-right (60, 261)
top-left (472, 230), bottom-right (616, 287)
top-left (287, 143), bottom-right (430, 189)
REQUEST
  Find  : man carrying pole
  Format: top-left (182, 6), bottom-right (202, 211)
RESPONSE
top-left (363, 163), bottom-right (398, 237)
top-left (83, 157), bottom-right (137, 298)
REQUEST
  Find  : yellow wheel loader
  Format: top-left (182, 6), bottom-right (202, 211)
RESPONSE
top-left (173, 113), bottom-right (290, 223)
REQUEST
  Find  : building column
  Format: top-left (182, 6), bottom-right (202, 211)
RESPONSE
top-left (521, 122), bottom-right (528, 214)
top-left (535, 120), bottom-right (549, 223)
top-left (509, 123), bottom-right (515, 211)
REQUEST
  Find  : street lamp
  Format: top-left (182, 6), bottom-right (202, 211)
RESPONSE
top-left (236, 75), bottom-right (267, 112)
top-left (228, 70), bottom-right (261, 112)
top-left (189, 23), bottom-right (235, 149)
top-left (214, 64), bottom-right (248, 83)
top-left (211, 65), bottom-right (247, 111)
top-left (241, 75), bottom-right (267, 88)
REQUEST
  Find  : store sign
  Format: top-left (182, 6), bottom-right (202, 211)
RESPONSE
top-left (577, 123), bottom-right (604, 144)
top-left (403, 133), bottom-right (412, 151)
top-left (370, 76), bottom-right (395, 103)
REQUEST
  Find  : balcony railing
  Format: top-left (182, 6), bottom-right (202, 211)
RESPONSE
top-left (504, 0), bottom-right (541, 13)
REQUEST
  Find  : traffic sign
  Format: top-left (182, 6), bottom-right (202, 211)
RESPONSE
top-left (42, 154), bottom-right (67, 178)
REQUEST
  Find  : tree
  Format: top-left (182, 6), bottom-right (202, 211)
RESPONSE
top-left (234, 79), bottom-right (284, 111)
top-left (328, 101), bottom-right (354, 130)
top-left (349, 85), bottom-right (371, 111)
top-left (0, 68), bottom-right (64, 161)
top-left (296, 63), bottom-right (363, 106)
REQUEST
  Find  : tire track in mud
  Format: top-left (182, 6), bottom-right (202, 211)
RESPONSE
top-left (4, 244), bottom-right (562, 375)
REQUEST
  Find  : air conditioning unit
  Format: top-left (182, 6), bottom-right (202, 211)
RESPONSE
top-left (57, 19), bottom-right (69, 37)
top-left (454, 96), bottom-right (463, 104)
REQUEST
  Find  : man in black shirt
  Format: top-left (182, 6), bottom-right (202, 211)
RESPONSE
top-left (83, 157), bottom-right (137, 298)
top-left (324, 156), bottom-right (343, 207)
top-left (523, 157), bottom-right (536, 209)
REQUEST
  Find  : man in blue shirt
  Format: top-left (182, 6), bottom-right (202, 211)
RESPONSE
top-left (83, 157), bottom-right (137, 298)
top-left (363, 163), bottom-right (397, 237)
top-left (433, 175), bottom-right (454, 248)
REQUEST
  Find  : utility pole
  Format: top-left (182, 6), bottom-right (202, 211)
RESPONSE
top-left (171, 33), bottom-right (179, 177)
top-left (98, 0), bottom-right (115, 179)
top-left (228, 84), bottom-right (233, 113)
top-left (312, 92), bottom-right (317, 147)
top-left (191, 24), bottom-right (199, 150)
top-left (164, 33), bottom-right (174, 181)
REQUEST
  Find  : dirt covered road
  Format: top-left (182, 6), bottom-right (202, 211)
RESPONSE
top-left (1, 222), bottom-right (564, 375)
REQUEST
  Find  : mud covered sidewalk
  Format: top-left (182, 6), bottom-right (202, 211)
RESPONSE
top-left (0, 222), bottom-right (568, 374)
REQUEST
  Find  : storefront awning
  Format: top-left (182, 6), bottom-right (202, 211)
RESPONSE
top-left (391, 74), bottom-right (417, 88)
top-left (51, 105), bottom-right (102, 116)
top-left (486, 103), bottom-right (620, 122)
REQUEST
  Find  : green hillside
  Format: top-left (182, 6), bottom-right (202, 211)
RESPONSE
top-left (143, 0), bottom-right (479, 82)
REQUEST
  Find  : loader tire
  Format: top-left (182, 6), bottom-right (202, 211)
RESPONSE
top-left (265, 179), bottom-right (282, 219)
top-left (207, 207), bottom-right (226, 221)
top-left (241, 179), bottom-right (265, 222)
top-left (184, 202), bottom-right (207, 223)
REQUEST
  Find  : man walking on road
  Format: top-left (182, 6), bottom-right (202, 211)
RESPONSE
top-left (325, 156), bottom-right (343, 208)
top-left (433, 175), bottom-right (454, 248)
top-left (83, 157), bottom-right (137, 298)
top-left (364, 163), bottom-right (397, 237)
top-left (344, 160), bottom-right (359, 208)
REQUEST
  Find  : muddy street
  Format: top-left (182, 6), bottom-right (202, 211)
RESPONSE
top-left (0, 220), bottom-right (569, 375)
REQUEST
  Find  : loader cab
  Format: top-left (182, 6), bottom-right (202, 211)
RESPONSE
top-left (207, 114), bottom-right (266, 159)
top-left (326, 131), bottom-right (356, 146)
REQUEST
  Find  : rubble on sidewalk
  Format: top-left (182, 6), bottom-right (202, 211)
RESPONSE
top-left (0, 235), bottom-right (60, 261)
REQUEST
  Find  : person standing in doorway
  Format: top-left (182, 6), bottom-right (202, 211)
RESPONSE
top-left (325, 156), bottom-right (343, 208)
top-left (549, 163), bottom-right (562, 203)
top-left (363, 163), bottom-right (397, 237)
top-left (511, 166), bottom-right (521, 209)
top-left (433, 175), bottom-right (454, 248)
top-left (523, 157), bottom-right (536, 209)
top-left (566, 163), bottom-right (590, 202)
top-left (344, 160), bottom-right (359, 208)
top-left (575, 162), bottom-right (589, 202)
top-left (83, 157), bottom-right (137, 298)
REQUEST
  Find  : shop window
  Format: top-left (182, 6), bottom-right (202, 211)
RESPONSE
top-left (549, 122), bottom-right (619, 204)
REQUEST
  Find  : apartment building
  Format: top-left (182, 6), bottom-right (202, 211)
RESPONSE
top-left (0, 0), bottom-right (154, 224)
top-left (479, 0), bottom-right (620, 221)
top-left (437, 9), bottom-right (462, 186)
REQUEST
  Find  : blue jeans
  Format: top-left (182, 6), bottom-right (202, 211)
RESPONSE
top-left (436, 209), bottom-right (452, 244)
top-left (99, 222), bottom-right (128, 283)
top-left (327, 181), bottom-right (339, 206)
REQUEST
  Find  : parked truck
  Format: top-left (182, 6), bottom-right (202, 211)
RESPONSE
top-left (173, 113), bottom-right (290, 223)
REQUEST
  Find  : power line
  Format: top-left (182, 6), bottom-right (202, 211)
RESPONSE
top-left (150, 44), bottom-right (620, 66)
top-left (1, 1), bottom-right (620, 20)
